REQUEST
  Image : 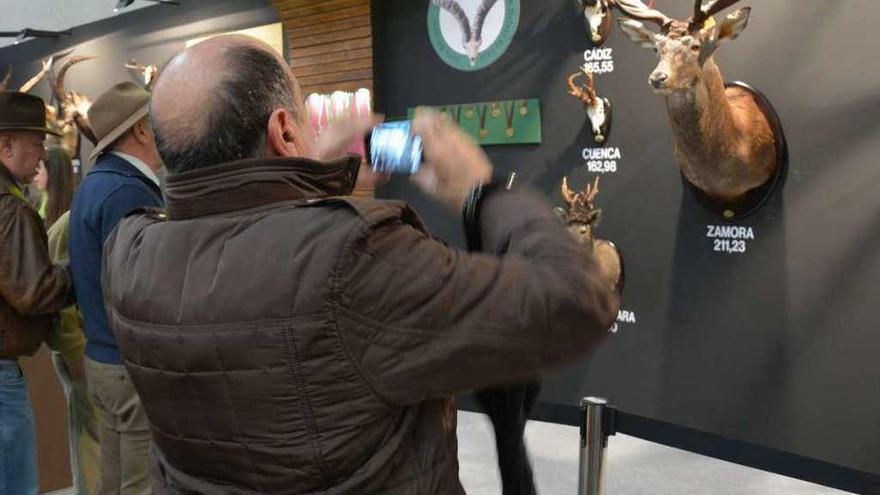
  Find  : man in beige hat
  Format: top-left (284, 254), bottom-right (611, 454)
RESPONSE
top-left (0, 91), bottom-right (74, 495)
top-left (69, 82), bottom-right (162, 495)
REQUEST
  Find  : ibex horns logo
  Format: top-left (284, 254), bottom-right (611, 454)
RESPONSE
top-left (428, 0), bottom-right (520, 71)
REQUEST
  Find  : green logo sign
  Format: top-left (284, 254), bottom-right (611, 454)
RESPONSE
top-left (428, 0), bottom-right (520, 72)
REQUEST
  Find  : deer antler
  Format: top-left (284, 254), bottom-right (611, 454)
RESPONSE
top-left (561, 176), bottom-right (576, 204)
top-left (19, 56), bottom-right (55, 93)
top-left (612, 0), bottom-right (672, 27)
top-left (582, 69), bottom-right (597, 106)
top-left (125, 59), bottom-right (159, 90)
top-left (691, 0), bottom-right (742, 30)
top-left (50, 55), bottom-right (98, 145)
top-left (584, 176), bottom-right (600, 205)
top-left (51, 55), bottom-right (96, 103)
top-left (0, 67), bottom-right (10, 91)
top-left (566, 72), bottom-right (582, 97)
top-left (566, 70), bottom-right (598, 107)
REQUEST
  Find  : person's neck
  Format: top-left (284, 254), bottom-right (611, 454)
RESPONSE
top-left (110, 146), bottom-right (158, 173)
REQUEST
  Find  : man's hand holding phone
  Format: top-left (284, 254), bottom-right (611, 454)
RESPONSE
top-left (411, 107), bottom-right (492, 212)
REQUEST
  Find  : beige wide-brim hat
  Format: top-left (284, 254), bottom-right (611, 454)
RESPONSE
top-left (88, 82), bottom-right (151, 162)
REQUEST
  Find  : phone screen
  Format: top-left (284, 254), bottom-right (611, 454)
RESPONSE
top-left (368, 121), bottom-right (423, 174)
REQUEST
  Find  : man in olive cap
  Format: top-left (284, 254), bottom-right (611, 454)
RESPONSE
top-left (69, 81), bottom-right (162, 495)
top-left (0, 91), bottom-right (74, 495)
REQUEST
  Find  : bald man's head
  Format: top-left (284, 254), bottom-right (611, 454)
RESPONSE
top-left (150, 35), bottom-right (308, 173)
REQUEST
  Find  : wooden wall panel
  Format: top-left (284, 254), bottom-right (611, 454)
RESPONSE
top-left (21, 348), bottom-right (72, 492)
top-left (270, 0), bottom-right (373, 96)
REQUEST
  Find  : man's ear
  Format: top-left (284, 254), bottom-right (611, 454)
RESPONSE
top-left (0, 134), bottom-right (14, 157)
top-left (132, 118), bottom-right (152, 144)
top-left (267, 108), bottom-right (302, 158)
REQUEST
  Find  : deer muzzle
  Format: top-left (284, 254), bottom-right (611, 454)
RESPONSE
top-left (650, 71), bottom-right (669, 89)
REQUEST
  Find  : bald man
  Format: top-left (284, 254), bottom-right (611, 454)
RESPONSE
top-left (103, 35), bottom-right (619, 494)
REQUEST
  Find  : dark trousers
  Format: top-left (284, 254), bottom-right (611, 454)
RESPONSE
top-left (475, 380), bottom-right (542, 495)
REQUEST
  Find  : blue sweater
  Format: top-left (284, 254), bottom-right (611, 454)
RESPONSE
top-left (69, 154), bottom-right (163, 364)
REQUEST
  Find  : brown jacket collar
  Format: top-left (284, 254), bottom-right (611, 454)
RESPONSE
top-left (164, 155), bottom-right (361, 220)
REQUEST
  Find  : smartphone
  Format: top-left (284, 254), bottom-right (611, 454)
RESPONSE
top-left (367, 121), bottom-right (423, 174)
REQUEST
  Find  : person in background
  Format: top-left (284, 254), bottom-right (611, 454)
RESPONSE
top-left (0, 91), bottom-right (74, 495)
top-left (28, 142), bottom-right (99, 494)
top-left (102, 35), bottom-right (620, 494)
top-left (69, 82), bottom-right (163, 495)
top-left (47, 209), bottom-right (101, 495)
top-left (31, 146), bottom-right (77, 228)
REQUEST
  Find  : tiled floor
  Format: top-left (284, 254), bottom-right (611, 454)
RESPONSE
top-left (457, 411), bottom-right (852, 495)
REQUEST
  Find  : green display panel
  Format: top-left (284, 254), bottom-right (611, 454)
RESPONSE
top-left (407, 99), bottom-right (541, 145)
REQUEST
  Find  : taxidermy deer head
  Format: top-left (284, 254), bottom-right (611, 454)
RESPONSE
top-left (48, 55), bottom-right (97, 158)
top-left (557, 176), bottom-right (624, 291)
top-left (614, 0), bottom-right (781, 215)
top-left (567, 67), bottom-right (612, 145)
top-left (580, 0), bottom-right (612, 45)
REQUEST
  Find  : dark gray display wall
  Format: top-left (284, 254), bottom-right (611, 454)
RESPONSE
top-left (372, 0), bottom-right (880, 484)
top-left (0, 0), bottom-right (279, 171)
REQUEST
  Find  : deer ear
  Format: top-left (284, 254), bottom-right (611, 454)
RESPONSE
top-left (618, 19), bottom-right (657, 50)
top-left (716, 7), bottom-right (750, 42)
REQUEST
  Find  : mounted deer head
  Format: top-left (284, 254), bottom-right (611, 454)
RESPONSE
top-left (47, 55), bottom-right (97, 158)
top-left (566, 67), bottom-right (612, 144)
top-left (557, 176), bottom-right (624, 292)
top-left (559, 176), bottom-right (602, 244)
top-left (613, 0), bottom-right (782, 216)
top-left (580, 0), bottom-right (612, 45)
top-left (616, 0), bottom-right (750, 94)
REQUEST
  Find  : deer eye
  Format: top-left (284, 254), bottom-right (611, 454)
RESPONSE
top-left (691, 44), bottom-right (701, 52)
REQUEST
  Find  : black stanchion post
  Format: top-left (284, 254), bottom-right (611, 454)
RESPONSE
top-left (578, 396), bottom-right (616, 495)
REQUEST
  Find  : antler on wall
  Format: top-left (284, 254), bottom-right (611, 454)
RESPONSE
top-left (125, 59), bottom-right (159, 90)
top-left (0, 68), bottom-right (11, 91)
top-left (19, 57), bottom-right (54, 94)
top-left (692, 0), bottom-right (742, 29)
top-left (566, 69), bottom-right (597, 107)
top-left (47, 55), bottom-right (98, 154)
top-left (58, 56), bottom-right (96, 140)
top-left (613, 0), bottom-right (672, 26)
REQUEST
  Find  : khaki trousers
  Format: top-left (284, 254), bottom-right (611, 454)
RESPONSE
top-left (52, 351), bottom-right (100, 495)
top-left (85, 358), bottom-right (152, 495)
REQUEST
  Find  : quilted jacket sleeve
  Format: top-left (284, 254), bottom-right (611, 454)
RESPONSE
top-left (335, 187), bottom-right (620, 406)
